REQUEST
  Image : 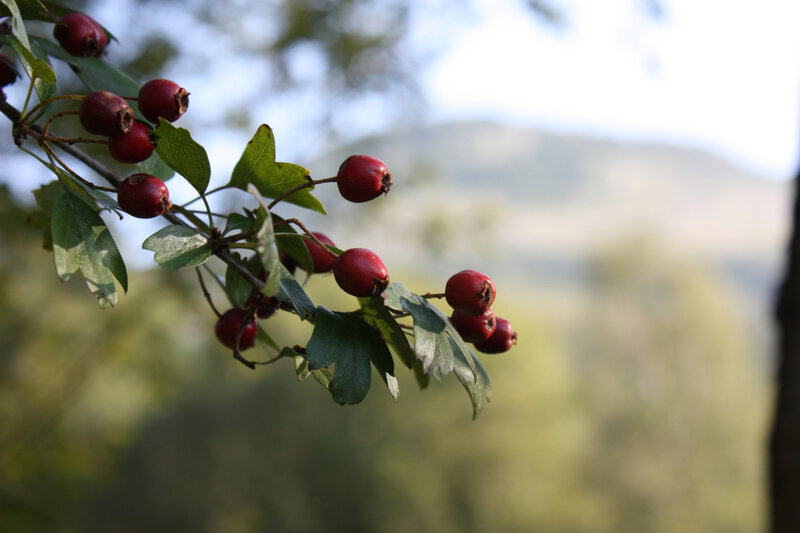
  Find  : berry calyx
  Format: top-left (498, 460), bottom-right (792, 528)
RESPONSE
top-left (333, 248), bottom-right (390, 297)
top-left (137, 79), bottom-right (189, 124)
top-left (108, 122), bottom-right (155, 163)
top-left (53, 13), bottom-right (107, 57)
top-left (450, 309), bottom-right (497, 343)
top-left (304, 232), bottom-right (337, 273)
top-left (336, 154), bottom-right (392, 203)
top-left (79, 91), bottom-right (134, 136)
top-left (117, 173), bottom-right (171, 218)
top-left (0, 55), bottom-right (17, 88)
top-left (445, 269), bottom-right (496, 316)
top-left (214, 308), bottom-right (258, 350)
top-left (474, 317), bottom-right (517, 354)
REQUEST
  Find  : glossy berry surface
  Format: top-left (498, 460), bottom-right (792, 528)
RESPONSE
top-left (336, 154), bottom-right (392, 203)
top-left (79, 91), bottom-right (134, 136)
top-left (214, 308), bottom-right (257, 350)
top-left (53, 13), bottom-right (107, 57)
top-left (138, 79), bottom-right (189, 123)
top-left (117, 174), bottom-right (171, 218)
top-left (333, 248), bottom-right (390, 297)
top-left (0, 55), bottom-right (16, 88)
top-left (108, 122), bottom-right (154, 163)
top-left (474, 317), bottom-right (517, 354)
top-left (450, 309), bottom-right (497, 343)
top-left (445, 269), bottom-right (496, 316)
top-left (304, 232), bottom-right (337, 273)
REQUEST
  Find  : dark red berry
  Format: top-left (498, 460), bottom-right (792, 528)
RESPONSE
top-left (117, 173), bottom-right (171, 218)
top-left (336, 154), bottom-right (392, 203)
top-left (138, 78), bottom-right (189, 123)
top-left (53, 13), bottom-right (107, 57)
top-left (0, 55), bottom-right (17, 88)
top-left (450, 309), bottom-right (497, 343)
top-left (445, 269), bottom-right (496, 316)
top-left (79, 91), bottom-right (134, 136)
top-left (214, 308), bottom-right (258, 350)
top-left (304, 232), bottom-right (337, 273)
top-left (108, 122), bottom-right (154, 163)
top-left (333, 248), bottom-right (390, 297)
top-left (474, 317), bottom-right (517, 354)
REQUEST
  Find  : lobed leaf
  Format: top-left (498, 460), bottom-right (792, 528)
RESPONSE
top-left (142, 225), bottom-right (212, 270)
top-left (51, 188), bottom-right (127, 308)
top-left (228, 124), bottom-right (325, 214)
top-left (247, 185), bottom-right (281, 298)
top-left (305, 307), bottom-right (398, 405)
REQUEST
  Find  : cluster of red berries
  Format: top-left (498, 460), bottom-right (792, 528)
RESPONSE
top-left (446, 270), bottom-right (517, 354)
top-left (53, 14), bottom-right (188, 219)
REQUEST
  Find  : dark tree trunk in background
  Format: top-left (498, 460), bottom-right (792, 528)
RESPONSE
top-left (771, 174), bottom-right (800, 532)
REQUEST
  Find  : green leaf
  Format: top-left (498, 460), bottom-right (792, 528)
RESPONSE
top-left (248, 185), bottom-right (281, 298)
top-left (306, 307), bottom-right (397, 405)
top-left (33, 36), bottom-right (140, 98)
top-left (359, 296), bottom-right (416, 369)
top-left (154, 119), bottom-right (211, 195)
top-left (142, 225), bottom-right (212, 270)
top-left (228, 124), bottom-right (325, 214)
top-left (0, 0), bottom-right (53, 20)
top-left (452, 342), bottom-right (492, 419)
top-left (277, 264), bottom-right (316, 320)
top-left (224, 212), bottom-right (255, 236)
top-left (51, 188), bottom-right (128, 308)
top-left (29, 180), bottom-right (65, 250)
top-left (6, 35), bottom-right (56, 104)
top-left (382, 282), bottom-right (454, 377)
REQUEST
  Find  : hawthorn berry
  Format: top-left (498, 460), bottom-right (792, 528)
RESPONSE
top-left (214, 308), bottom-right (257, 350)
top-left (304, 232), bottom-right (337, 273)
top-left (0, 55), bottom-right (17, 88)
top-left (336, 154), bottom-right (392, 203)
top-left (117, 173), bottom-right (171, 218)
top-left (450, 309), bottom-right (497, 343)
top-left (138, 79), bottom-right (189, 123)
top-left (79, 91), bottom-right (134, 136)
top-left (445, 269), bottom-right (496, 316)
top-left (333, 248), bottom-right (390, 297)
top-left (474, 317), bottom-right (517, 354)
top-left (53, 13), bottom-right (107, 57)
top-left (108, 122), bottom-right (154, 163)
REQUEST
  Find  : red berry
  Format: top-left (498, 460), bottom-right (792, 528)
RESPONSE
top-left (333, 248), bottom-right (390, 297)
top-left (304, 232), bottom-right (337, 273)
top-left (108, 122), bottom-right (154, 163)
top-left (79, 91), bottom-right (134, 136)
top-left (117, 173), bottom-right (171, 218)
top-left (214, 308), bottom-right (257, 350)
top-left (336, 154), bottom-right (392, 203)
top-left (474, 317), bottom-right (517, 354)
top-left (138, 79), bottom-right (189, 123)
top-left (450, 309), bottom-right (497, 343)
top-left (53, 13), bottom-right (107, 57)
top-left (0, 55), bottom-right (17, 88)
top-left (280, 252), bottom-right (297, 275)
top-left (445, 269), bottom-right (496, 316)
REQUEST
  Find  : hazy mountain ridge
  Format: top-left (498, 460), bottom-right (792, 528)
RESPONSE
top-left (304, 120), bottom-right (790, 301)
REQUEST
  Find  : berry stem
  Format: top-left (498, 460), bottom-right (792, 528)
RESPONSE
top-left (273, 217), bottom-right (339, 259)
top-left (421, 292), bottom-right (446, 299)
top-left (232, 307), bottom-right (258, 370)
top-left (266, 176), bottom-right (338, 210)
top-left (195, 267), bottom-right (221, 318)
top-left (41, 142), bottom-right (117, 192)
top-left (21, 94), bottom-right (85, 125)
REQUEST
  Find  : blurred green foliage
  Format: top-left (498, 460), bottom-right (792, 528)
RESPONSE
top-left (0, 185), bottom-right (767, 532)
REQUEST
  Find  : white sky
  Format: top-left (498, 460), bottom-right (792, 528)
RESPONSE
top-left (423, 0), bottom-right (800, 178)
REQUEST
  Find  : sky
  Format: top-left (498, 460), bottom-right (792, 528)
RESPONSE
top-left (420, 0), bottom-right (800, 179)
